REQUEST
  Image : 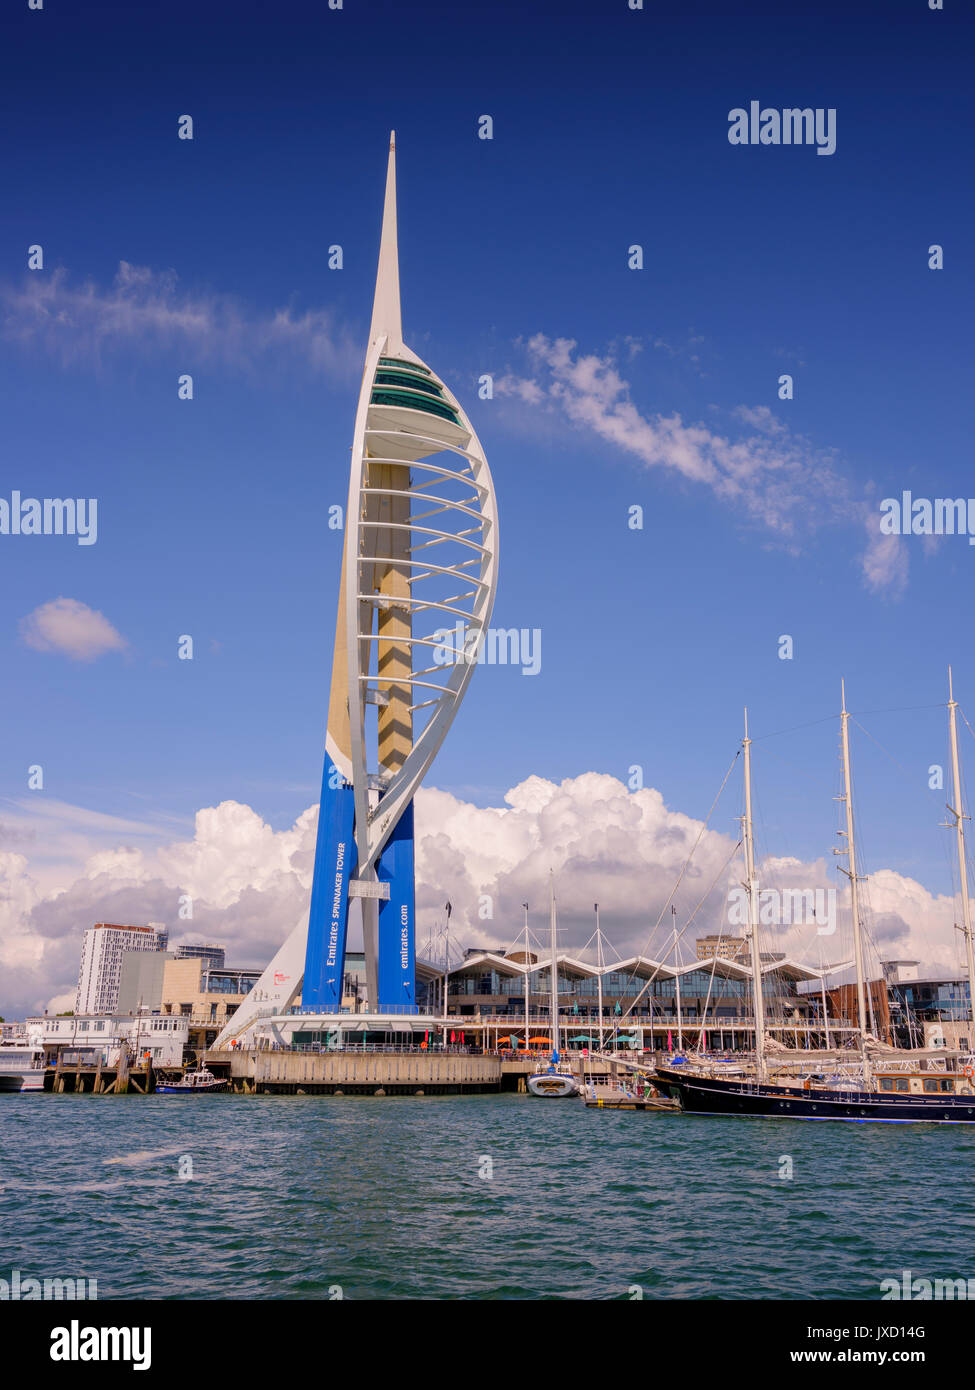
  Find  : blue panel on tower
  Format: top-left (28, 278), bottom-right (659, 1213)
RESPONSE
top-left (302, 762), bottom-right (357, 1010)
top-left (377, 800), bottom-right (416, 1010)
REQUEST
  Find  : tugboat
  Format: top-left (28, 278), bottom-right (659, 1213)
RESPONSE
top-left (656, 677), bottom-right (975, 1125)
top-left (156, 1066), bottom-right (227, 1094)
top-left (527, 876), bottom-right (579, 1098)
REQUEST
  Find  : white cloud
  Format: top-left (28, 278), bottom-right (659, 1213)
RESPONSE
top-left (861, 524), bottom-right (909, 598)
top-left (496, 335), bottom-right (906, 588)
top-left (20, 597), bottom-right (127, 662)
top-left (0, 262), bottom-right (358, 380)
top-left (0, 774), bottom-right (966, 1020)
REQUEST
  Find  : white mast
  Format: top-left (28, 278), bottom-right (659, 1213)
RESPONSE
top-left (549, 873), bottom-right (559, 1060)
top-left (442, 903), bottom-right (450, 1023)
top-left (742, 708), bottom-right (766, 1082)
top-left (836, 679), bottom-right (870, 1081)
top-left (947, 667), bottom-right (975, 1036)
top-left (672, 904), bottom-right (684, 1052)
top-left (595, 903), bottom-right (605, 1052)
top-left (522, 902), bottom-right (531, 1052)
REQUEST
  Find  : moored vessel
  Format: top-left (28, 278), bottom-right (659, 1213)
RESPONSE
top-left (156, 1066), bottom-right (227, 1094)
top-left (656, 674), bottom-right (975, 1124)
top-left (0, 1040), bottom-right (45, 1093)
top-left (527, 876), bottom-right (580, 1098)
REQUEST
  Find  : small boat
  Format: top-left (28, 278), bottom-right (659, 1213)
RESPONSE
top-left (156, 1066), bottom-right (227, 1094)
top-left (527, 875), bottom-right (580, 1098)
top-left (528, 1064), bottom-right (579, 1098)
top-left (0, 1040), bottom-right (45, 1093)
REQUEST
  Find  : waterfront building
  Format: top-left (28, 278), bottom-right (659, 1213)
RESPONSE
top-left (159, 957), bottom-right (261, 1052)
top-left (224, 949), bottom-right (847, 1056)
top-left (430, 948), bottom-right (835, 1051)
top-left (75, 923), bottom-right (168, 1016)
top-left (883, 966), bottom-right (972, 1052)
top-left (215, 133), bottom-right (498, 1048)
top-left (117, 946), bottom-right (260, 1051)
top-left (26, 1012), bottom-right (189, 1068)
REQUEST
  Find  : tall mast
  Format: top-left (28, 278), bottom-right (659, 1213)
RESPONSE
top-left (595, 903), bottom-right (605, 1052)
top-left (549, 873), bottom-right (559, 1061)
top-left (522, 902), bottom-right (531, 1052)
top-left (442, 903), bottom-right (450, 1023)
top-left (672, 904), bottom-right (683, 1052)
top-left (742, 709), bottom-right (766, 1082)
top-left (837, 679), bottom-right (870, 1079)
top-left (947, 668), bottom-right (975, 1035)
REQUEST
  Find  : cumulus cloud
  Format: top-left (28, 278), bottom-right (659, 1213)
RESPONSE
top-left (0, 774), bottom-right (966, 1020)
top-left (495, 335), bottom-right (906, 589)
top-left (20, 597), bottom-right (127, 662)
top-left (0, 261), bottom-right (358, 380)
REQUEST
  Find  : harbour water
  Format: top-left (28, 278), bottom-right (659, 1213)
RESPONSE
top-left (3, 1093), bottom-right (975, 1300)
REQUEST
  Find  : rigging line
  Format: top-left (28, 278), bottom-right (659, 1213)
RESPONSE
top-left (959, 706), bottom-right (975, 750)
top-left (849, 716), bottom-right (913, 780)
top-left (751, 703), bottom-right (945, 745)
top-left (750, 713), bottom-right (837, 743)
top-left (696, 921), bottom-right (727, 1052)
top-left (851, 702), bottom-right (946, 718)
top-left (621, 837), bottom-right (744, 1020)
top-left (629, 750), bottom-right (742, 977)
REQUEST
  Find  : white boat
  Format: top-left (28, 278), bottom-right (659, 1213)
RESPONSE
top-left (528, 1066), bottom-right (579, 1098)
top-left (0, 1040), bottom-right (45, 1093)
top-left (527, 875), bottom-right (580, 1098)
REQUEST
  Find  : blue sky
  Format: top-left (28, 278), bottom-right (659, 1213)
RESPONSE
top-left (1, 0), bottom-right (974, 1007)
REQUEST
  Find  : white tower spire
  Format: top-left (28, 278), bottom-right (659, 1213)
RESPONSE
top-left (368, 131), bottom-right (403, 351)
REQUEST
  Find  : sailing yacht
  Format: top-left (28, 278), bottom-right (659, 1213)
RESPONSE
top-left (527, 876), bottom-right (580, 1098)
top-left (657, 675), bottom-right (975, 1123)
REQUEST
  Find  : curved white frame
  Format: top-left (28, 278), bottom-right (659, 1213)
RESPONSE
top-left (344, 336), bottom-right (499, 879)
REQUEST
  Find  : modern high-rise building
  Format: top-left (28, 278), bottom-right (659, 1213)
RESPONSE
top-left (216, 133), bottom-right (498, 1047)
top-left (174, 943), bottom-right (226, 970)
top-left (75, 922), bottom-right (168, 1015)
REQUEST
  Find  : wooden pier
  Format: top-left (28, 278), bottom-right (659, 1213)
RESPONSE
top-left (47, 1051), bottom-right (154, 1095)
top-left (585, 1094), bottom-right (680, 1112)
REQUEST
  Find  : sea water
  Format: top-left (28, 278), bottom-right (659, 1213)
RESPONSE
top-left (2, 1092), bottom-right (973, 1300)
